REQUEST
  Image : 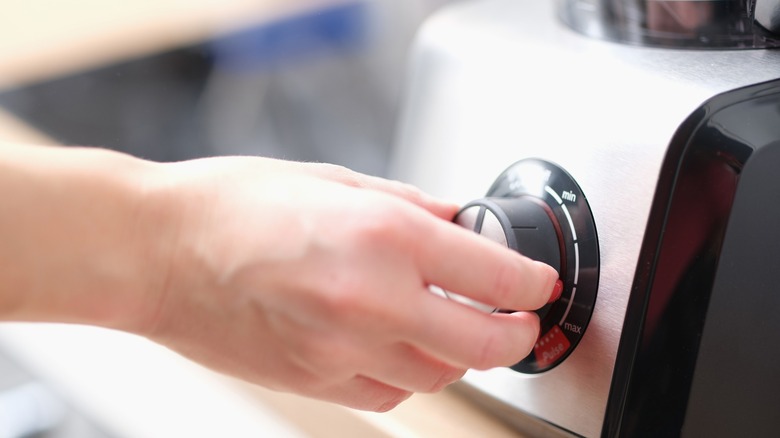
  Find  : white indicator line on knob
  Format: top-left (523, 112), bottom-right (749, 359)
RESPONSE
top-left (544, 185), bottom-right (578, 241)
top-left (574, 242), bottom-right (580, 285)
top-left (560, 286), bottom-right (577, 327)
top-left (561, 204), bottom-right (578, 242)
top-left (559, 243), bottom-right (580, 325)
top-left (545, 186), bottom-right (563, 204)
top-left (546, 184), bottom-right (581, 325)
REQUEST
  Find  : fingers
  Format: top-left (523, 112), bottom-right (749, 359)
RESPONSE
top-left (402, 291), bottom-right (541, 369)
top-left (307, 375), bottom-right (413, 413)
top-left (316, 163), bottom-right (558, 311)
top-left (415, 219), bottom-right (559, 311)
top-left (304, 346), bottom-right (463, 412)
top-left (303, 162), bottom-right (458, 221)
top-left (355, 174), bottom-right (458, 221)
top-left (357, 343), bottom-right (466, 394)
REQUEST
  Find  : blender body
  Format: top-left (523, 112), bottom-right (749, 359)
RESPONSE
top-left (391, 1), bottom-right (780, 436)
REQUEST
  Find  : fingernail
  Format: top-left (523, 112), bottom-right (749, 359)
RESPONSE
top-left (548, 280), bottom-right (564, 304)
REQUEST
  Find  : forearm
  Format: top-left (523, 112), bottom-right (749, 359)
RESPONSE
top-left (0, 143), bottom-right (558, 412)
top-left (0, 142), bottom-right (170, 332)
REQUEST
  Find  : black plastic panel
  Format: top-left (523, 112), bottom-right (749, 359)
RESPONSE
top-left (603, 79), bottom-right (780, 437)
top-left (681, 141), bottom-right (780, 436)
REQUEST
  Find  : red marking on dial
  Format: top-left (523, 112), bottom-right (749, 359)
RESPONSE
top-left (534, 325), bottom-right (571, 368)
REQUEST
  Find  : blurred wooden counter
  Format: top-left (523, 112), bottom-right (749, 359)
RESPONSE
top-left (0, 323), bottom-right (521, 438)
top-left (0, 1), bottom-right (523, 435)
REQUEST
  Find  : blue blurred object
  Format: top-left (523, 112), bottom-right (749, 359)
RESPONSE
top-left (210, 1), bottom-right (369, 72)
top-left (0, 382), bottom-right (66, 438)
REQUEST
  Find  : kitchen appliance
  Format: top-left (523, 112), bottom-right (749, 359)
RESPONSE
top-left (390, 0), bottom-right (780, 436)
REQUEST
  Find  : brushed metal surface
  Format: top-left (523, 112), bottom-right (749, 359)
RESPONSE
top-left (390, 1), bottom-right (780, 436)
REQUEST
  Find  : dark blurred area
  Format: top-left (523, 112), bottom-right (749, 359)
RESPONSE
top-left (0, 47), bottom-right (213, 163)
top-left (0, 1), bottom-right (453, 177)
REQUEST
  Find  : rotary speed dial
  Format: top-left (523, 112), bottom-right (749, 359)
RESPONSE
top-left (453, 159), bottom-right (600, 373)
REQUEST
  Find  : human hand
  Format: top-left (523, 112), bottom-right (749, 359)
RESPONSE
top-left (0, 144), bottom-right (557, 412)
top-left (135, 157), bottom-right (558, 412)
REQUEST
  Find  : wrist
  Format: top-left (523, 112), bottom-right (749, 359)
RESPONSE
top-left (0, 144), bottom-right (174, 332)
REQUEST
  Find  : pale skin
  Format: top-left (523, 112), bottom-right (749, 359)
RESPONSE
top-left (0, 142), bottom-right (558, 412)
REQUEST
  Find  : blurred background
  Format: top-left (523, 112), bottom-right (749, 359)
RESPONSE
top-left (0, 0), bottom-right (458, 176)
top-left (0, 1), bottom-right (463, 437)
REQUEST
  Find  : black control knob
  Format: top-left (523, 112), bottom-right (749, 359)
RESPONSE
top-left (454, 197), bottom-right (564, 321)
top-left (451, 159), bottom-right (600, 373)
top-left (456, 197), bottom-right (563, 275)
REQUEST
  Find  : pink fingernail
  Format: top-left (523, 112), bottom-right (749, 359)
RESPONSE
top-left (548, 280), bottom-right (564, 304)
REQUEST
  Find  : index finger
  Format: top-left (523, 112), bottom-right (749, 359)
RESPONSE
top-left (401, 290), bottom-right (542, 370)
top-left (415, 218), bottom-right (558, 311)
top-left (301, 162), bottom-right (459, 221)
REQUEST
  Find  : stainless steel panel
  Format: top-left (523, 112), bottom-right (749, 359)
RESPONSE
top-left (390, 1), bottom-right (780, 436)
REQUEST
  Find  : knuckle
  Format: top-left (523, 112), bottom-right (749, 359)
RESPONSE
top-left (296, 335), bottom-right (351, 377)
top-left (373, 391), bottom-right (413, 412)
top-left (427, 367), bottom-right (466, 393)
top-left (471, 317), bottom-right (538, 370)
top-left (317, 275), bottom-right (386, 328)
top-left (297, 336), bottom-right (329, 365)
top-left (492, 313), bottom-right (540, 367)
top-left (316, 163), bottom-right (365, 188)
top-left (351, 208), bottom-right (408, 250)
top-left (491, 262), bottom-right (521, 309)
top-left (320, 277), bottom-right (364, 313)
top-left (394, 181), bottom-right (426, 204)
top-left (474, 330), bottom-right (503, 370)
top-left (518, 313), bottom-right (541, 357)
top-left (280, 366), bottom-right (330, 394)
